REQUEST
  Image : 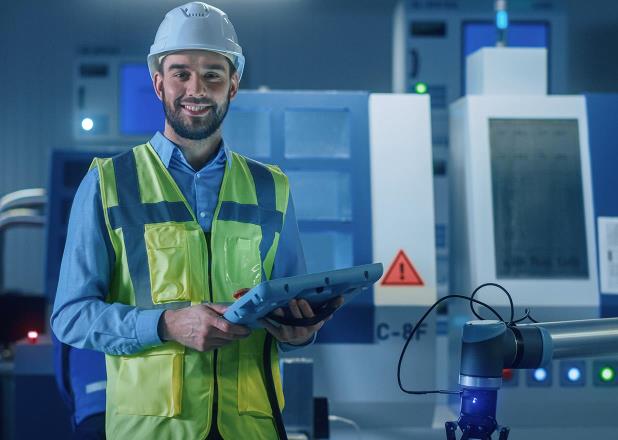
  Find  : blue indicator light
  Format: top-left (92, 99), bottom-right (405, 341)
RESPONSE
top-left (567, 367), bottom-right (582, 382)
top-left (533, 368), bottom-right (547, 382)
top-left (496, 11), bottom-right (509, 30)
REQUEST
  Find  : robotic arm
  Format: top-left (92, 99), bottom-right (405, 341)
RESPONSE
top-left (448, 317), bottom-right (618, 440)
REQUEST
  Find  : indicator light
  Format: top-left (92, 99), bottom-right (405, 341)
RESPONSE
top-left (600, 366), bottom-right (615, 382)
top-left (533, 368), bottom-right (547, 382)
top-left (414, 82), bottom-right (428, 94)
top-left (27, 330), bottom-right (38, 344)
top-left (81, 118), bottom-right (94, 131)
top-left (502, 368), bottom-right (513, 381)
top-left (567, 367), bottom-right (581, 382)
top-left (496, 11), bottom-right (509, 30)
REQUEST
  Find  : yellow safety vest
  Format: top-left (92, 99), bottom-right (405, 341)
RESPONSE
top-left (91, 143), bottom-right (288, 439)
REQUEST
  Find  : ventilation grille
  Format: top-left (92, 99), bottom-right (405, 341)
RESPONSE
top-left (182, 4), bottom-right (210, 17)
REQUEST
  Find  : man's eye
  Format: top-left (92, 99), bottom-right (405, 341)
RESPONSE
top-left (174, 72), bottom-right (189, 79)
top-left (205, 72), bottom-right (222, 80)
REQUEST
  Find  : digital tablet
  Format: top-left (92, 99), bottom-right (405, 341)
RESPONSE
top-left (223, 263), bottom-right (383, 328)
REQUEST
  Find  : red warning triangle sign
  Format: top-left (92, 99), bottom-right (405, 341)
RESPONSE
top-left (382, 250), bottom-right (424, 286)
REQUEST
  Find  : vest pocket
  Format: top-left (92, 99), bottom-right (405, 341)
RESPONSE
top-left (237, 352), bottom-right (285, 418)
top-left (144, 223), bottom-right (193, 303)
top-left (114, 344), bottom-right (184, 417)
top-left (223, 235), bottom-right (262, 295)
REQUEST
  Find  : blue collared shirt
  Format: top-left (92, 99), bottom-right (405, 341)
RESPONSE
top-left (51, 132), bottom-right (307, 355)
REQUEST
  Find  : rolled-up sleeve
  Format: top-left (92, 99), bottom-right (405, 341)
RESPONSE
top-left (50, 168), bottom-right (163, 355)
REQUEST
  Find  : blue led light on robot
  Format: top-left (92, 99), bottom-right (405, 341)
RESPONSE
top-left (533, 368), bottom-right (547, 382)
top-left (81, 118), bottom-right (94, 131)
top-left (567, 367), bottom-right (582, 382)
top-left (496, 11), bottom-right (509, 30)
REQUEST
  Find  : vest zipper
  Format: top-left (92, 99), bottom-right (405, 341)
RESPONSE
top-left (205, 233), bottom-right (220, 437)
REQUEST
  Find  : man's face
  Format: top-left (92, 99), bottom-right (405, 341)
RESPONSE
top-left (153, 50), bottom-right (239, 141)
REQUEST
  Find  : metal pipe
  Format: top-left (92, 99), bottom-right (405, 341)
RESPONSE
top-left (520, 318), bottom-right (618, 359)
top-left (0, 188), bottom-right (47, 212)
top-left (0, 209), bottom-right (45, 231)
top-left (0, 208), bottom-right (46, 292)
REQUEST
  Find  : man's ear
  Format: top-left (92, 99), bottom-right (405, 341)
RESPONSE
top-left (228, 72), bottom-right (240, 100)
top-left (153, 71), bottom-right (164, 101)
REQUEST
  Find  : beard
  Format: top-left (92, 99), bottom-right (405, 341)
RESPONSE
top-left (161, 89), bottom-right (231, 141)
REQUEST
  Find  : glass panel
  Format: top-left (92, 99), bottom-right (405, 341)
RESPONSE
top-left (489, 118), bottom-right (588, 278)
top-left (284, 109), bottom-right (351, 158)
top-left (287, 171), bottom-right (351, 221)
top-left (222, 109), bottom-right (271, 158)
top-left (300, 231), bottom-right (353, 273)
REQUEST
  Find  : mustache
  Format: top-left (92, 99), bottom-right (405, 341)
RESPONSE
top-left (175, 96), bottom-right (216, 107)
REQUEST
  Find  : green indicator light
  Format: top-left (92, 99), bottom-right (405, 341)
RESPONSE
top-left (600, 366), bottom-right (615, 382)
top-left (414, 82), bottom-right (428, 94)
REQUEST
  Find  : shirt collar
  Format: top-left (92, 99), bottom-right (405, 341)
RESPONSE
top-left (148, 131), bottom-right (232, 170)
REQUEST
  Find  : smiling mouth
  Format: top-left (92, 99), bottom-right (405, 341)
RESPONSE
top-left (181, 104), bottom-right (212, 116)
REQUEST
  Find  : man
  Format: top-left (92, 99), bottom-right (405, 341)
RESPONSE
top-left (52, 3), bottom-right (338, 439)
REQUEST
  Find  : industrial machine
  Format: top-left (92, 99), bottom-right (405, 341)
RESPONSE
top-left (447, 45), bottom-right (618, 436)
top-left (585, 93), bottom-right (618, 318)
top-left (392, 0), bottom-right (568, 298)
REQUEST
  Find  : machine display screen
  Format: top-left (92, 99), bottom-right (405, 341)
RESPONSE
top-left (489, 118), bottom-right (589, 278)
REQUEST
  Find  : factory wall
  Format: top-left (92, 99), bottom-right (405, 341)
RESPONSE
top-left (0, 0), bottom-right (617, 297)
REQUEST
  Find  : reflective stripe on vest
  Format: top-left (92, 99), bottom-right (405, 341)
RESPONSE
top-left (109, 150), bottom-right (193, 308)
top-left (93, 143), bottom-right (288, 440)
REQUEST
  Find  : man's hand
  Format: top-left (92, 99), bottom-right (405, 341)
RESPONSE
top-left (159, 303), bottom-right (250, 352)
top-left (260, 296), bottom-right (344, 346)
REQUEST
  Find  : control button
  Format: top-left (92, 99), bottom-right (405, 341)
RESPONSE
top-left (560, 360), bottom-right (585, 387)
top-left (527, 367), bottom-right (552, 387)
top-left (593, 360), bottom-right (618, 387)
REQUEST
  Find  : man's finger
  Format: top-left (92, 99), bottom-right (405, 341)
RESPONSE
top-left (288, 299), bottom-right (303, 319)
top-left (260, 319), bottom-right (284, 339)
top-left (211, 316), bottom-right (251, 337)
top-left (297, 299), bottom-right (315, 318)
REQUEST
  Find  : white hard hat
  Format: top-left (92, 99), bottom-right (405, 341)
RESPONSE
top-left (148, 2), bottom-right (245, 80)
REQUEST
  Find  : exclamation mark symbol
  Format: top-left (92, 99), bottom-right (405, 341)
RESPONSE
top-left (400, 263), bottom-right (405, 280)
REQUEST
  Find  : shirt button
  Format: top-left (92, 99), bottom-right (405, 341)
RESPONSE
top-left (200, 211), bottom-right (206, 218)
top-left (196, 173), bottom-right (201, 178)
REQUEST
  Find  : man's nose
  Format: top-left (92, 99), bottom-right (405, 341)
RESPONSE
top-left (186, 75), bottom-right (207, 96)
